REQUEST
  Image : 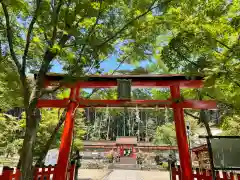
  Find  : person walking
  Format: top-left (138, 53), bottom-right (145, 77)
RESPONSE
top-left (168, 154), bottom-right (176, 180)
top-left (72, 150), bottom-right (82, 180)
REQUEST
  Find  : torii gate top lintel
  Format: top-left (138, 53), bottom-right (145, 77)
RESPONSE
top-left (40, 73), bottom-right (204, 88)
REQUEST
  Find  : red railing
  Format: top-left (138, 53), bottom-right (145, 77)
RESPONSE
top-left (171, 166), bottom-right (240, 180)
top-left (0, 163), bottom-right (75, 180)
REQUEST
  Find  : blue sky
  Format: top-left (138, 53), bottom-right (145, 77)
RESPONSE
top-left (51, 55), bottom-right (150, 74)
top-left (100, 55), bottom-right (133, 73)
top-left (50, 55), bottom-right (151, 93)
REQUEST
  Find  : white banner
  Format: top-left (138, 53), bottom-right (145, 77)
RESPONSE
top-left (44, 149), bottom-right (59, 166)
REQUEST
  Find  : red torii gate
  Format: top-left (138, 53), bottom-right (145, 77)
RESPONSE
top-left (37, 73), bottom-right (217, 180)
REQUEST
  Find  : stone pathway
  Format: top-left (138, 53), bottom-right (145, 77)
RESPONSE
top-left (78, 169), bottom-right (112, 180)
top-left (102, 170), bottom-right (170, 180)
top-left (103, 170), bottom-right (142, 180)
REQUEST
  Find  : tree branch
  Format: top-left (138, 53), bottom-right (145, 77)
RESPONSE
top-left (72, 0), bottom-right (103, 73)
top-left (22, 0), bottom-right (42, 73)
top-left (74, 12), bottom-right (88, 28)
top-left (44, 32), bottom-right (51, 46)
top-left (1, 3), bottom-right (21, 72)
top-left (36, 108), bottom-right (67, 165)
top-left (85, 51), bottom-right (129, 76)
top-left (85, 56), bottom-right (127, 99)
top-left (0, 39), bottom-right (2, 58)
top-left (40, 35), bottom-right (70, 76)
top-left (215, 39), bottom-right (231, 50)
top-left (184, 110), bottom-right (199, 120)
top-left (40, 85), bottom-right (61, 98)
top-left (58, 34), bottom-right (71, 47)
top-left (51, 0), bottom-right (64, 46)
top-left (64, 0), bottom-right (72, 28)
top-left (39, 33), bottom-right (80, 97)
top-left (84, 55), bottom-right (106, 75)
top-left (86, 0), bottom-right (160, 75)
top-left (1, 2), bottom-right (34, 110)
top-left (33, 34), bottom-right (71, 105)
top-left (97, 0), bottom-right (158, 48)
top-left (41, 53), bottom-right (104, 97)
top-left (171, 46), bottom-right (198, 67)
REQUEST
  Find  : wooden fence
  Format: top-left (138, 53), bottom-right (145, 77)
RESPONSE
top-left (171, 166), bottom-right (240, 180)
top-left (0, 164), bottom-right (75, 180)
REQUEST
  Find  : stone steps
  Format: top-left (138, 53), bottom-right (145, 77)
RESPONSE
top-left (108, 163), bottom-right (140, 170)
top-left (108, 157), bottom-right (139, 170)
top-left (116, 157), bottom-right (136, 165)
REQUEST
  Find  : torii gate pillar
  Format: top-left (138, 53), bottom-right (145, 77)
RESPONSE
top-left (53, 88), bottom-right (78, 180)
top-left (170, 85), bottom-right (193, 180)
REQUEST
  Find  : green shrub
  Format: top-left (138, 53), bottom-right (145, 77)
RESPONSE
top-left (160, 162), bottom-right (168, 169)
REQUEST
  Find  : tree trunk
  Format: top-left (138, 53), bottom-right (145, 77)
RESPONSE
top-left (145, 111), bottom-right (148, 142)
top-left (20, 108), bottom-right (40, 180)
top-left (74, 166), bottom-right (79, 180)
top-left (128, 112), bottom-right (131, 136)
top-left (117, 120), bottom-right (119, 137)
top-left (98, 114), bottom-right (102, 139)
top-left (70, 124), bottom-right (76, 161)
top-left (137, 111), bottom-right (141, 141)
top-left (36, 109), bottom-right (66, 166)
top-left (131, 111), bottom-right (134, 136)
top-left (200, 110), bottom-right (216, 180)
top-left (93, 110), bottom-right (97, 138)
top-left (200, 110), bottom-right (212, 136)
top-left (198, 90), bottom-right (215, 180)
top-left (86, 126), bottom-right (89, 140)
top-left (107, 115), bottom-right (110, 140)
top-left (123, 108), bottom-right (126, 136)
